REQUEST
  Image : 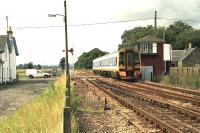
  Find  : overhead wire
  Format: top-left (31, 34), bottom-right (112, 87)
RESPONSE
top-left (13, 17), bottom-right (154, 29)
top-left (158, 17), bottom-right (200, 23)
top-left (12, 17), bottom-right (200, 29)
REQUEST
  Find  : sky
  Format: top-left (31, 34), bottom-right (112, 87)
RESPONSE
top-left (0, 0), bottom-right (200, 65)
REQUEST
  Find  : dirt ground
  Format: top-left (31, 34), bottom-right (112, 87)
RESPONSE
top-left (75, 79), bottom-right (158, 133)
top-left (0, 78), bottom-right (54, 118)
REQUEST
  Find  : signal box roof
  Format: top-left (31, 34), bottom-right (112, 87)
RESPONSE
top-left (136, 35), bottom-right (165, 43)
top-left (119, 47), bottom-right (139, 52)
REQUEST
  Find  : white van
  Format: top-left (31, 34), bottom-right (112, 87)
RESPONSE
top-left (26, 69), bottom-right (50, 78)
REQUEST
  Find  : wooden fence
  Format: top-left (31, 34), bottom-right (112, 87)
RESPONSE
top-left (170, 67), bottom-right (200, 76)
top-left (169, 67), bottom-right (200, 89)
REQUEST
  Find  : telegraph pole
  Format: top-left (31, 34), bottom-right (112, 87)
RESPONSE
top-left (163, 26), bottom-right (165, 40)
top-left (154, 11), bottom-right (157, 37)
top-left (63, 0), bottom-right (71, 132)
top-left (6, 16), bottom-right (9, 31)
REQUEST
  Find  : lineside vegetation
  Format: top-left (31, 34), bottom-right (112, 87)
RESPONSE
top-left (0, 76), bottom-right (78, 133)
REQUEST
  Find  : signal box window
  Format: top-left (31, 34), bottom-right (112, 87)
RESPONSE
top-left (139, 43), bottom-right (157, 54)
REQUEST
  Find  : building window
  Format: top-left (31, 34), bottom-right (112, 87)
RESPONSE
top-left (139, 43), bottom-right (157, 54)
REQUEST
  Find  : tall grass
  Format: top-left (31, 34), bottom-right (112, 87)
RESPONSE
top-left (0, 76), bottom-right (66, 133)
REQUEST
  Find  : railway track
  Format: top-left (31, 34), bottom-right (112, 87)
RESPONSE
top-left (111, 79), bottom-right (200, 112)
top-left (133, 82), bottom-right (200, 105)
top-left (87, 79), bottom-right (200, 133)
top-left (143, 81), bottom-right (200, 96)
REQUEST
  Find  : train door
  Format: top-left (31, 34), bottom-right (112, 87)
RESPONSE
top-left (126, 51), bottom-right (134, 77)
top-left (127, 53), bottom-right (133, 71)
top-left (118, 51), bottom-right (126, 77)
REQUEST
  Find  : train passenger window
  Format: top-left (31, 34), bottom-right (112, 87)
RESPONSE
top-left (127, 54), bottom-right (132, 67)
top-left (112, 57), bottom-right (117, 66)
top-left (119, 52), bottom-right (125, 66)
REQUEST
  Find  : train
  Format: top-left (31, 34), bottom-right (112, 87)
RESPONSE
top-left (92, 48), bottom-right (141, 80)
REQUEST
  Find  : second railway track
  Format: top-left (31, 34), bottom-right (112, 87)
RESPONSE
top-left (86, 78), bottom-right (200, 133)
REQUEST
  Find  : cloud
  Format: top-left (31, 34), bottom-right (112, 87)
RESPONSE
top-left (116, 0), bottom-right (200, 28)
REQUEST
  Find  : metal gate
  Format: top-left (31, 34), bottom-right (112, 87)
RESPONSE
top-left (140, 66), bottom-right (153, 81)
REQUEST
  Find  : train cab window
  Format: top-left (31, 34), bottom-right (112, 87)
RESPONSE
top-left (134, 54), bottom-right (140, 64)
top-left (127, 54), bottom-right (133, 67)
top-left (119, 52), bottom-right (125, 66)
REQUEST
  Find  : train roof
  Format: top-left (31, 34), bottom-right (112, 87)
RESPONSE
top-left (93, 51), bottom-right (118, 62)
top-left (93, 48), bottom-right (139, 63)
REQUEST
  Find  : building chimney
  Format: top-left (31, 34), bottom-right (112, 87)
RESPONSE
top-left (189, 42), bottom-right (192, 48)
top-left (7, 26), bottom-right (13, 40)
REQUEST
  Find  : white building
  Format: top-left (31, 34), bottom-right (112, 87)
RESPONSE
top-left (0, 27), bottom-right (19, 84)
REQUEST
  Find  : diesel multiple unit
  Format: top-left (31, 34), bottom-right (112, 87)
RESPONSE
top-left (93, 48), bottom-right (141, 80)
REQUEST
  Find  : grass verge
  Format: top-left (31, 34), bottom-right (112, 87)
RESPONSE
top-left (0, 76), bottom-right (66, 133)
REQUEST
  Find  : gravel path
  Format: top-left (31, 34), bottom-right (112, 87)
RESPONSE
top-left (0, 79), bottom-right (54, 118)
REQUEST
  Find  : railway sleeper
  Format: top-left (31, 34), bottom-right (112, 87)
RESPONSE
top-left (103, 80), bottom-right (200, 121)
top-left (90, 80), bottom-right (185, 133)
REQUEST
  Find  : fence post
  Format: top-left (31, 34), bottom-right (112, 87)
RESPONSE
top-left (197, 68), bottom-right (200, 89)
top-left (169, 68), bottom-right (171, 84)
top-left (64, 94), bottom-right (71, 133)
top-left (177, 68), bottom-right (179, 85)
top-left (64, 106), bottom-right (71, 133)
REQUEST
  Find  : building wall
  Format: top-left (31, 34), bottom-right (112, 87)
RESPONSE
top-left (0, 53), bottom-right (2, 83)
top-left (141, 43), bottom-right (165, 75)
top-left (2, 43), bottom-right (10, 83)
top-left (0, 62), bottom-right (2, 84)
top-left (10, 44), bottom-right (17, 80)
top-left (182, 48), bottom-right (200, 67)
top-left (0, 43), bottom-right (11, 83)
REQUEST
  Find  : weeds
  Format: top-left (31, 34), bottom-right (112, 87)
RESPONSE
top-left (0, 76), bottom-right (65, 133)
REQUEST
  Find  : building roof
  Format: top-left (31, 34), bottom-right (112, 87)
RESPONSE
top-left (178, 48), bottom-right (196, 61)
top-left (0, 35), bottom-right (19, 56)
top-left (12, 37), bottom-right (19, 56)
top-left (172, 48), bottom-right (196, 62)
top-left (136, 35), bottom-right (165, 43)
top-left (0, 35), bottom-right (8, 53)
top-left (172, 50), bottom-right (185, 61)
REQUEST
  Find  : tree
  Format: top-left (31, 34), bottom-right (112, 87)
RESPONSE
top-left (174, 30), bottom-right (200, 49)
top-left (59, 57), bottom-right (65, 70)
top-left (74, 48), bottom-right (108, 69)
top-left (27, 62), bottom-right (34, 69)
top-left (167, 21), bottom-right (193, 35)
top-left (16, 64), bottom-right (24, 69)
top-left (119, 25), bottom-right (155, 48)
top-left (36, 64), bottom-right (42, 69)
top-left (119, 21), bottom-right (199, 50)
